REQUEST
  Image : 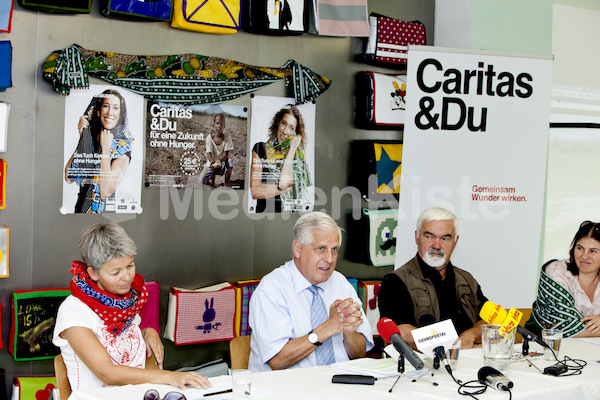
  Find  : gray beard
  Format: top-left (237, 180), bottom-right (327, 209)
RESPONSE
top-left (423, 249), bottom-right (447, 268)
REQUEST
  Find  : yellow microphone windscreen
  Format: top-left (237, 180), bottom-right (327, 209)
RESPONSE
top-left (479, 301), bottom-right (507, 324)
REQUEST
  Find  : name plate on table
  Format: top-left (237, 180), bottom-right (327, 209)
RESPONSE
top-left (412, 319), bottom-right (458, 354)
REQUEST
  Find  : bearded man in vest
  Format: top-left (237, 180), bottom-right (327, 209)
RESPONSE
top-left (378, 207), bottom-right (488, 349)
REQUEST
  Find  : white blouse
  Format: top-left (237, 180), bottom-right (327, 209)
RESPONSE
top-left (545, 259), bottom-right (600, 317)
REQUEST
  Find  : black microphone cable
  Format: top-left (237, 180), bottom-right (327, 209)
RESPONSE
top-left (544, 347), bottom-right (587, 377)
top-left (456, 379), bottom-right (513, 400)
top-left (438, 359), bottom-right (514, 400)
top-left (452, 366), bottom-right (514, 400)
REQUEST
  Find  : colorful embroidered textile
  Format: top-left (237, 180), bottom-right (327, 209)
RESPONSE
top-left (265, 136), bottom-right (311, 207)
top-left (66, 91), bottom-right (133, 213)
top-left (233, 280), bottom-right (259, 337)
top-left (69, 260), bottom-right (148, 336)
top-left (42, 44), bottom-right (331, 105)
top-left (527, 260), bottom-right (585, 338)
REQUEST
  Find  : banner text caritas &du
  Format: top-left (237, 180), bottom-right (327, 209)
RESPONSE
top-left (415, 59), bottom-right (533, 132)
top-left (148, 104), bottom-right (203, 150)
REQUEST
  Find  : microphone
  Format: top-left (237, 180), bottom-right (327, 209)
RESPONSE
top-left (477, 366), bottom-right (514, 391)
top-left (517, 325), bottom-right (548, 348)
top-left (479, 301), bottom-right (548, 348)
top-left (417, 314), bottom-right (450, 372)
top-left (433, 345), bottom-right (451, 370)
top-left (418, 313), bottom-right (436, 327)
top-left (377, 318), bottom-right (425, 370)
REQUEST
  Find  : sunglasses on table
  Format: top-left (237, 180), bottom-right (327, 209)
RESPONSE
top-left (144, 389), bottom-right (186, 400)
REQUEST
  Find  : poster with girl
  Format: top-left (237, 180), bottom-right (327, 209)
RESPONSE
top-left (61, 85), bottom-right (144, 214)
top-left (248, 96), bottom-right (315, 214)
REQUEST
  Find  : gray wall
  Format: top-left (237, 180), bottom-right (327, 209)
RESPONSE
top-left (0, 0), bottom-right (435, 394)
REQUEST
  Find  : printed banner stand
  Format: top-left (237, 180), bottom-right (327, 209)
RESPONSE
top-left (395, 46), bottom-right (552, 308)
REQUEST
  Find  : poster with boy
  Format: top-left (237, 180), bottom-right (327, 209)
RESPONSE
top-left (145, 101), bottom-right (247, 189)
top-left (61, 85), bottom-right (144, 214)
top-left (248, 96), bottom-right (315, 213)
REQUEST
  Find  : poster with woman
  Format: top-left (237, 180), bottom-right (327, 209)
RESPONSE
top-left (61, 85), bottom-right (144, 214)
top-left (248, 96), bottom-right (315, 213)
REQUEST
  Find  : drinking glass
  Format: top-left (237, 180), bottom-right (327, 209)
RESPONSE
top-left (542, 328), bottom-right (563, 361)
top-left (481, 324), bottom-right (516, 375)
top-left (446, 337), bottom-right (462, 370)
top-left (231, 369), bottom-right (252, 400)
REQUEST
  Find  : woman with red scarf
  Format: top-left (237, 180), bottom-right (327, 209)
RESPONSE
top-left (53, 222), bottom-right (211, 392)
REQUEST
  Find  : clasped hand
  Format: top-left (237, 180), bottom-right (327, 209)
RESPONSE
top-left (328, 298), bottom-right (363, 333)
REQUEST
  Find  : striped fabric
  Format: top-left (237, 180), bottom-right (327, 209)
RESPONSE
top-left (233, 279), bottom-right (260, 337)
top-left (308, 285), bottom-right (335, 365)
top-left (240, 283), bottom-right (258, 336)
top-left (316, 0), bottom-right (369, 37)
top-left (55, 45), bottom-right (88, 91)
top-left (529, 262), bottom-right (586, 338)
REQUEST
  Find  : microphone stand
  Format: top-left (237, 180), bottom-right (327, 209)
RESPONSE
top-left (388, 353), bottom-right (405, 393)
top-left (521, 338), bottom-right (545, 374)
top-left (433, 354), bottom-right (440, 369)
top-left (522, 338), bottom-right (530, 356)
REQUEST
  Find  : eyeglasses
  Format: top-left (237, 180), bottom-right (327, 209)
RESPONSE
top-left (580, 221), bottom-right (599, 229)
top-left (143, 389), bottom-right (186, 400)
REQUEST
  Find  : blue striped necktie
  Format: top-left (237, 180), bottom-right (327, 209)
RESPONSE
top-left (308, 285), bottom-right (335, 365)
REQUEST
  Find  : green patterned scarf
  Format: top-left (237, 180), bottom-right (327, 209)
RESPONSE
top-left (527, 260), bottom-right (586, 338)
top-left (42, 44), bottom-right (331, 105)
top-left (265, 137), bottom-right (311, 209)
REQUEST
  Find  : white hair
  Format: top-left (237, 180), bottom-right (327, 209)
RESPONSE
top-left (293, 211), bottom-right (342, 247)
top-left (416, 207), bottom-right (459, 235)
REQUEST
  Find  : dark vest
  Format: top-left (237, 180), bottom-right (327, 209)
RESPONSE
top-left (393, 256), bottom-right (481, 325)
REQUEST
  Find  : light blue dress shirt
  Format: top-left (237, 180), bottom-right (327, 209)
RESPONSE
top-left (248, 260), bottom-right (374, 372)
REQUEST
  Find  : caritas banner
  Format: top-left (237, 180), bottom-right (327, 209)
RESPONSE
top-left (395, 46), bottom-right (553, 307)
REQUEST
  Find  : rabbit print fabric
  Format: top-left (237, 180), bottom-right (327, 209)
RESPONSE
top-left (168, 283), bottom-right (236, 345)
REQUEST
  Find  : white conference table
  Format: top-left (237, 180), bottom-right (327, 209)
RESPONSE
top-left (69, 338), bottom-right (600, 400)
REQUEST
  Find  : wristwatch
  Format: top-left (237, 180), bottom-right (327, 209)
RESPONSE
top-left (308, 330), bottom-right (322, 346)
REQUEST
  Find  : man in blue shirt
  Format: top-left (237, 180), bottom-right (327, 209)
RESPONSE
top-left (248, 212), bottom-right (374, 372)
